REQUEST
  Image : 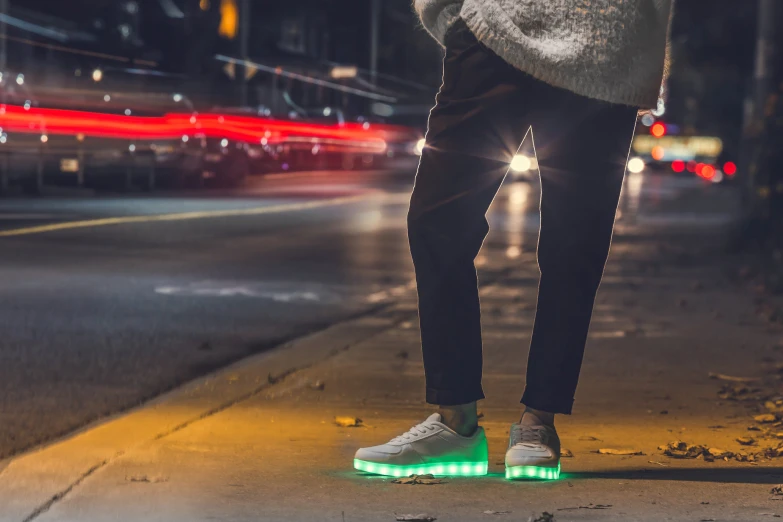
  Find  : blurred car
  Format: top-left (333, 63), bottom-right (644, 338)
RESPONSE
top-left (0, 73), bottom-right (204, 192)
top-left (629, 123), bottom-right (737, 184)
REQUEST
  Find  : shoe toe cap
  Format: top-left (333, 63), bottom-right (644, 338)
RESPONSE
top-left (505, 444), bottom-right (558, 467)
top-left (355, 444), bottom-right (403, 462)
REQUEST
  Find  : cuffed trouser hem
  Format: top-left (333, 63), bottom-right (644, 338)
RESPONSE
top-left (426, 387), bottom-right (485, 406)
top-left (521, 389), bottom-right (574, 415)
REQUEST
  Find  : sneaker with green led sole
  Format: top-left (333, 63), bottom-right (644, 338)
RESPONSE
top-left (504, 423), bottom-right (561, 480)
top-left (353, 413), bottom-right (488, 477)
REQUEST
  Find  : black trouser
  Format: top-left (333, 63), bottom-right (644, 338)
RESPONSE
top-left (408, 20), bottom-right (638, 414)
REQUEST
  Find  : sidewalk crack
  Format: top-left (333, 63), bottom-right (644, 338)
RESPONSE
top-left (21, 456), bottom-right (116, 522)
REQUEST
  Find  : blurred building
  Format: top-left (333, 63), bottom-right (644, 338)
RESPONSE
top-left (3, 0), bottom-right (441, 126)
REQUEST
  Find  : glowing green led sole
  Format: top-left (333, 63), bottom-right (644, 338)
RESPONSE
top-left (505, 462), bottom-right (561, 480)
top-left (354, 459), bottom-right (488, 477)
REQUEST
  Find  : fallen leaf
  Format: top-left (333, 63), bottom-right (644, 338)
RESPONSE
top-left (661, 441), bottom-right (708, 459)
top-left (706, 448), bottom-right (734, 459)
top-left (483, 511), bottom-right (511, 515)
top-left (560, 448), bottom-right (574, 458)
top-left (392, 474), bottom-right (444, 485)
top-left (396, 515), bottom-right (436, 522)
top-left (771, 485), bottom-right (783, 496)
top-left (709, 372), bottom-right (758, 383)
top-left (756, 414), bottom-right (778, 424)
top-left (528, 513), bottom-right (554, 522)
top-left (737, 436), bottom-right (756, 445)
top-left (334, 416), bottom-right (363, 428)
top-left (558, 504), bottom-right (612, 511)
top-left (759, 513), bottom-right (781, 517)
top-left (578, 435), bottom-right (602, 441)
top-left (648, 460), bottom-right (669, 467)
top-left (717, 384), bottom-right (759, 401)
top-left (126, 475), bottom-right (168, 483)
top-left (597, 448), bottom-right (644, 456)
top-left (749, 425), bottom-right (763, 431)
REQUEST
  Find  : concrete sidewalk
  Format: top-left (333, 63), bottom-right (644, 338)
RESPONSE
top-left (4, 221), bottom-right (783, 520)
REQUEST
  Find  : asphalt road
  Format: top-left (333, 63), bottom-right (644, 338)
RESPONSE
top-left (0, 166), bottom-right (739, 459)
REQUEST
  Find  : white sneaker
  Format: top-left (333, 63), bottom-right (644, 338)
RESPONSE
top-left (353, 413), bottom-right (488, 477)
top-left (505, 423), bottom-right (561, 480)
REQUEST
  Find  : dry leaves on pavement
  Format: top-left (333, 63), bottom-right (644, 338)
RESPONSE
top-left (597, 448), bottom-right (644, 456)
top-left (755, 414), bottom-right (778, 424)
top-left (483, 510), bottom-right (511, 515)
top-left (737, 436), bottom-right (756, 446)
top-left (661, 440), bottom-right (783, 463)
top-left (395, 515), bottom-right (436, 522)
top-left (771, 485), bottom-right (783, 497)
top-left (557, 504), bottom-right (612, 511)
top-left (660, 441), bottom-right (735, 461)
top-left (391, 474), bottom-right (444, 485)
top-left (718, 384), bottom-right (764, 401)
top-left (560, 448), bottom-right (574, 458)
top-left (334, 416), bottom-right (363, 427)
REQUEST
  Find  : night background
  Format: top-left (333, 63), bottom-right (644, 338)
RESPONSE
top-left (1, 1), bottom-right (783, 521)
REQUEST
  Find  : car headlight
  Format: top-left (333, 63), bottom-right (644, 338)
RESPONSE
top-left (414, 138), bottom-right (426, 156)
top-left (510, 154), bottom-right (532, 173)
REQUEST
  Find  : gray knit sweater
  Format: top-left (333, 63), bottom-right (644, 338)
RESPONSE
top-left (414, 0), bottom-right (673, 109)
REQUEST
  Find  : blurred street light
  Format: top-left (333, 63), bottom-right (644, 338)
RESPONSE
top-left (330, 66), bottom-right (358, 79)
top-left (219, 0), bottom-right (238, 40)
top-left (627, 157), bottom-right (646, 173)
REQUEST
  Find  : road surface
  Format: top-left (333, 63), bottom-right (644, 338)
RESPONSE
top-left (0, 167), bottom-right (739, 459)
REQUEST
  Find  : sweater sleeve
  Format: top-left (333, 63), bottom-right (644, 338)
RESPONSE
top-left (413, 0), bottom-right (463, 46)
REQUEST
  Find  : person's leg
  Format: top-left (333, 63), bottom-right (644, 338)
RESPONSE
top-left (356, 21), bottom-right (537, 477)
top-left (505, 85), bottom-right (637, 481)
top-left (408, 20), bottom-right (534, 429)
top-left (521, 90), bottom-right (639, 416)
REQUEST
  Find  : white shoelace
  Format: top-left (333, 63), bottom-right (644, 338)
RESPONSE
top-left (391, 422), bottom-right (437, 443)
top-left (510, 425), bottom-right (548, 447)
